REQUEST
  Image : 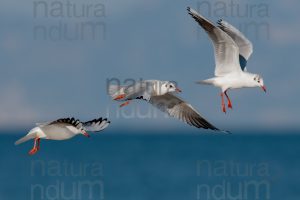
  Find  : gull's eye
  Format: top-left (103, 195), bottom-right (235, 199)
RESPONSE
top-left (170, 85), bottom-right (173, 88)
top-left (258, 80), bottom-right (260, 83)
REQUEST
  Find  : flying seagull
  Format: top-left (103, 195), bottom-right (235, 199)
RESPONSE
top-left (15, 117), bottom-right (110, 155)
top-left (187, 7), bottom-right (266, 113)
top-left (109, 80), bottom-right (226, 132)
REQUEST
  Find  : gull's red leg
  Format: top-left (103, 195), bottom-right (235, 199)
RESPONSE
top-left (120, 101), bottom-right (130, 108)
top-left (220, 93), bottom-right (226, 113)
top-left (224, 91), bottom-right (233, 109)
top-left (36, 138), bottom-right (41, 151)
top-left (114, 94), bottom-right (126, 100)
top-left (29, 137), bottom-right (39, 155)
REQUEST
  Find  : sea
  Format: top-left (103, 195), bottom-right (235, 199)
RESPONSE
top-left (1, 130), bottom-right (299, 200)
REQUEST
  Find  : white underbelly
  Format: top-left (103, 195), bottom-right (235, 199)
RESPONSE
top-left (40, 126), bottom-right (76, 140)
top-left (214, 75), bottom-right (246, 90)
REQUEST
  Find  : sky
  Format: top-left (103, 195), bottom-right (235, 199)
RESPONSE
top-left (1, 0), bottom-right (300, 132)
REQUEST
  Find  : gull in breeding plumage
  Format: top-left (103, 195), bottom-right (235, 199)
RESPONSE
top-left (187, 7), bottom-right (266, 113)
top-left (15, 117), bottom-right (110, 155)
top-left (109, 80), bottom-right (227, 132)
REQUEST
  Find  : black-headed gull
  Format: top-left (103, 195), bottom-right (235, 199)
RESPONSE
top-left (187, 7), bottom-right (266, 113)
top-left (15, 117), bottom-right (110, 155)
top-left (109, 80), bottom-right (226, 132)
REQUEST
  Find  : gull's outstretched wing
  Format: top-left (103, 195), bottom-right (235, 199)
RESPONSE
top-left (150, 93), bottom-right (224, 131)
top-left (187, 7), bottom-right (242, 76)
top-left (217, 19), bottom-right (253, 71)
top-left (48, 118), bottom-right (84, 130)
top-left (83, 118), bottom-right (110, 132)
top-left (109, 81), bottom-right (157, 101)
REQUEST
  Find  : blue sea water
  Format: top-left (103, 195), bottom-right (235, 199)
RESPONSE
top-left (1, 131), bottom-right (300, 200)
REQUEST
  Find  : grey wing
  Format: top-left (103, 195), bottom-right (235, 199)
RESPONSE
top-left (36, 118), bottom-right (81, 128)
top-left (109, 81), bottom-right (153, 101)
top-left (83, 118), bottom-right (110, 132)
top-left (150, 93), bottom-right (221, 131)
top-left (36, 122), bottom-right (51, 127)
top-left (125, 81), bottom-right (154, 101)
top-left (217, 19), bottom-right (253, 70)
top-left (187, 7), bottom-right (242, 76)
top-left (49, 118), bottom-right (84, 130)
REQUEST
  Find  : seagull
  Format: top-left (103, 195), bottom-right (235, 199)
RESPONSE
top-left (15, 117), bottom-right (110, 155)
top-left (109, 80), bottom-right (226, 132)
top-left (187, 7), bottom-right (266, 113)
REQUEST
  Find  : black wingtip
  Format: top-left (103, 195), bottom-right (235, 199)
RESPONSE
top-left (217, 19), bottom-right (224, 27)
top-left (101, 117), bottom-right (111, 124)
top-left (104, 118), bottom-right (111, 124)
top-left (223, 130), bottom-right (232, 134)
top-left (187, 6), bottom-right (191, 11)
top-left (216, 128), bottom-right (231, 134)
top-left (200, 127), bottom-right (231, 134)
top-left (213, 127), bottom-right (231, 134)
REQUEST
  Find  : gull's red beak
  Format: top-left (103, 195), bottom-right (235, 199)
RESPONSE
top-left (83, 131), bottom-right (90, 138)
top-left (175, 87), bottom-right (182, 93)
top-left (261, 86), bottom-right (267, 93)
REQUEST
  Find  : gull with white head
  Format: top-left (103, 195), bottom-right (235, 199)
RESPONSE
top-left (109, 80), bottom-right (227, 132)
top-left (187, 7), bottom-right (266, 113)
top-left (15, 117), bottom-right (110, 155)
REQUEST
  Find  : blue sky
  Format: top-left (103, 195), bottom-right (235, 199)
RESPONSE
top-left (1, 0), bottom-right (300, 132)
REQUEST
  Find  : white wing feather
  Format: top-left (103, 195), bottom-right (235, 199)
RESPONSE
top-left (187, 7), bottom-right (242, 76)
top-left (217, 19), bottom-right (253, 61)
top-left (83, 118), bottom-right (110, 132)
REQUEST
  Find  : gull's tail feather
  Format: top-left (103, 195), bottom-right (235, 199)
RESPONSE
top-left (108, 85), bottom-right (126, 99)
top-left (196, 78), bottom-right (215, 85)
top-left (15, 127), bottom-right (39, 145)
top-left (15, 135), bottom-right (34, 145)
top-left (108, 85), bottom-right (120, 96)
